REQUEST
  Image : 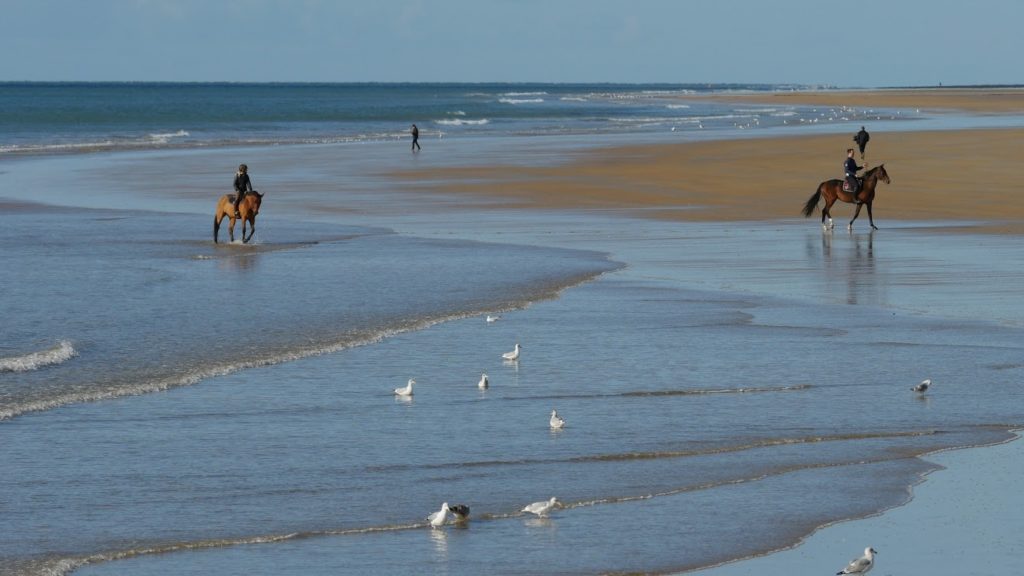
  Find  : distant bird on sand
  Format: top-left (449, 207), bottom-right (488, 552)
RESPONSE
top-left (522, 497), bottom-right (559, 517)
top-left (549, 409), bottom-right (565, 429)
top-left (502, 343), bottom-right (521, 361)
top-left (427, 501), bottom-right (450, 528)
top-left (394, 378), bottom-right (415, 396)
top-left (836, 547), bottom-right (876, 575)
top-left (486, 314), bottom-right (502, 323)
top-left (911, 379), bottom-right (931, 394)
top-left (448, 504), bottom-right (470, 522)
top-left (478, 373), bottom-right (489, 390)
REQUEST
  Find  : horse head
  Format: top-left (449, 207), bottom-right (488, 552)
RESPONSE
top-left (868, 164), bottom-right (890, 185)
top-left (249, 191), bottom-right (263, 216)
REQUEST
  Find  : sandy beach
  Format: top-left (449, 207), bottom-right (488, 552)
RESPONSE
top-left (394, 89), bottom-right (1024, 233)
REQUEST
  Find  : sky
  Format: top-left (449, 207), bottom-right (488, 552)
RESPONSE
top-left (1, 0), bottom-right (1021, 87)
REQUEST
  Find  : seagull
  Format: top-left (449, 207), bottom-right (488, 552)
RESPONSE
top-left (447, 504), bottom-right (470, 522)
top-left (486, 314), bottom-right (501, 323)
top-left (549, 409), bottom-right (565, 429)
top-left (502, 343), bottom-right (521, 361)
top-left (478, 373), bottom-right (489, 390)
top-left (394, 378), bottom-right (415, 397)
top-left (522, 497), bottom-right (559, 517)
top-left (427, 501), bottom-right (450, 528)
top-left (911, 379), bottom-right (931, 394)
top-left (837, 547), bottom-right (876, 575)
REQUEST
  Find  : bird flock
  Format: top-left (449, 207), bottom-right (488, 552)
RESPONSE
top-left (396, 313), bottom-right (566, 529)
top-left (407, 313), bottom-right (929, 576)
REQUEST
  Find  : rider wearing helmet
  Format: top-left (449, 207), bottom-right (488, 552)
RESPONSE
top-left (232, 164), bottom-right (253, 218)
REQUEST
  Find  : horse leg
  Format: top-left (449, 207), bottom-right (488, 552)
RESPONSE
top-left (866, 202), bottom-right (878, 230)
top-left (214, 212), bottom-right (222, 243)
top-left (244, 216), bottom-right (256, 243)
top-left (823, 197), bottom-right (835, 229)
top-left (242, 217), bottom-right (251, 243)
top-left (848, 203), bottom-right (864, 230)
top-left (229, 216), bottom-right (236, 243)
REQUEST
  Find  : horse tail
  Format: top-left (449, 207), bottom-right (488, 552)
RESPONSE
top-left (801, 186), bottom-right (822, 217)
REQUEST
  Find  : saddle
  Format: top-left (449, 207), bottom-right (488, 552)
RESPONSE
top-left (842, 178), bottom-right (863, 193)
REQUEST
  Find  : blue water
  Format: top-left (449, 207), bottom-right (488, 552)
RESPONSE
top-left (2, 84), bottom-right (1024, 576)
top-left (0, 82), bottom-right (899, 155)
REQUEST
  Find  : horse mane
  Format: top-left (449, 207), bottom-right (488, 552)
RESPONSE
top-left (864, 164), bottom-right (884, 178)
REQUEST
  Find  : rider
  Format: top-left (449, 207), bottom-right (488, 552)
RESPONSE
top-left (232, 163), bottom-right (253, 218)
top-left (844, 148), bottom-right (864, 204)
top-left (853, 126), bottom-right (870, 159)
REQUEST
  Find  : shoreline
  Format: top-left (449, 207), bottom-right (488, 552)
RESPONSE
top-left (681, 86), bottom-right (1024, 114)
top-left (687, 432), bottom-right (1024, 576)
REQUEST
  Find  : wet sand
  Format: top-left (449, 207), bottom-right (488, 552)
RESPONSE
top-left (689, 433), bottom-right (1024, 576)
top-left (392, 90), bottom-right (1024, 233)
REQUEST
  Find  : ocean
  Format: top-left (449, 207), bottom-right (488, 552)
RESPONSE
top-left (2, 83), bottom-right (1023, 576)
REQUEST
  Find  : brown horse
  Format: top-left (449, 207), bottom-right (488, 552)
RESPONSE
top-left (802, 164), bottom-right (890, 230)
top-left (214, 191), bottom-right (263, 243)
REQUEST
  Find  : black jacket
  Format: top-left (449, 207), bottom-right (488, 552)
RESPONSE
top-left (234, 173), bottom-right (253, 193)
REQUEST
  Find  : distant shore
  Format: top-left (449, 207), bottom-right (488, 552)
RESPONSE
top-left (393, 89), bottom-right (1024, 233)
top-left (682, 86), bottom-right (1024, 114)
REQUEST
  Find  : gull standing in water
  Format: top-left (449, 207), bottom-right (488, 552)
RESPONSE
top-left (427, 501), bottom-right (450, 528)
top-left (836, 547), bottom-right (876, 575)
top-left (549, 409), bottom-right (565, 429)
top-left (911, 379), bottom-right (931, 394)
top-left (447, 504), bottom-right (470, 523)
top-left (486, 314), bottom-right (501, 323)
top-left (502, 343), bottom-right (521, 361)
top-left (394, 378), bottom-right (415, 397)
top-left (522, 497), bottom-right (559, 517)
top-left (478, 373), bottom-right (489, 390)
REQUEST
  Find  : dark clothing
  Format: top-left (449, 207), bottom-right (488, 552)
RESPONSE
top-left (411, 126), bottom-right (421, 151)
top-left (233, 173), bottom-right (253, 213)
top-left (853, 129), bottom-right (870, 154)
top-left (844, 157), bottom-right (863, 198)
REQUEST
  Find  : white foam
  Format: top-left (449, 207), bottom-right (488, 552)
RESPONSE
top-left (434, 118), bottom-right (490, 126)
top-left (0, 340), bottom-right (76, 373)
top-left (148, 129), bottom-right (190, 144)
top-left (503, 91), bottom-right (548, 96)
top-left (499, 98), bottom-right (544, 104)
top-left (560, 97), bottom-right (587, 102)
top-left (666, 104), bottom-right (691, 109)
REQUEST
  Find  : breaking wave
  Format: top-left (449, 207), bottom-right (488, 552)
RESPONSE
top-left (0, 340), bottom-right (76, 373)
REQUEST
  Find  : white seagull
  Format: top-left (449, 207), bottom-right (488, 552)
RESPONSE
top-left (522, 497), bottom-right (559, 517)
top-left (486, 314), bottom-right (501, 323)
top-left (427, 501), bottom-right (450, 528)
top-left (394, 378), bottom-right (415, 397)
top-left (549, 409), bottom-right (565, 429)
top-left (502, 343), bottom-right (521, 361)
top-left (836, 547), bottom-right (876, 575)
top-left (478, 373), bottom-right (489, 390)
top-left (911, 379), bottom-right (931, 394)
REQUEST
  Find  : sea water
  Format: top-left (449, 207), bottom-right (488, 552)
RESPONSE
top-left (2, 85), bottom-right (1024, 576)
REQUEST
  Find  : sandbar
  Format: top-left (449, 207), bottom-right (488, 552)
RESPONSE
top-left (392, 90), bottom-right (1024, 233)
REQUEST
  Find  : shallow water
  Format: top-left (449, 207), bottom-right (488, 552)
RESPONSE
top-left (3, 139), bottom-right (1024, 575)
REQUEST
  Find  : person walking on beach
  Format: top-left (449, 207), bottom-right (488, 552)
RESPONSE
top-left (232, 163), bottom-right (253, 218)
top-left (853, 126), bottom-right (870, 159)
top-left (844, 148), bottom-right (864, 204)
top-left (411, 124), bottom-right (421, 152)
